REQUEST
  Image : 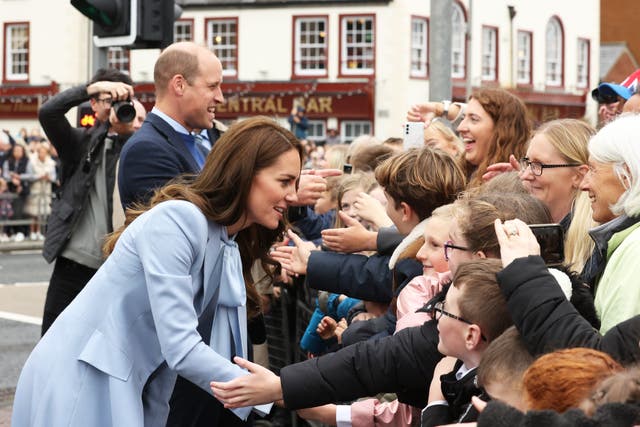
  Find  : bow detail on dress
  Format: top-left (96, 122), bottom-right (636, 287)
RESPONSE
top-left (209, 234), bottom-right (248, 361)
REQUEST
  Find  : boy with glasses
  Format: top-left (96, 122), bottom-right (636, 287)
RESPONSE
top-left (421, 258), bottom-right (513, 426)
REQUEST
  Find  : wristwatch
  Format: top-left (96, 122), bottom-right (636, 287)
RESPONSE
top-left (441, 100), bottom-right (451, 119)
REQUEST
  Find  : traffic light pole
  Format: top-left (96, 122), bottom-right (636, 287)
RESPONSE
top-left (92, 21), bottom-right (108, 75)
top-left (429, 0), bottom-right (452, 102)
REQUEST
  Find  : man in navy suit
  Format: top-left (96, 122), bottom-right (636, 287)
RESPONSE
top-left (118, 42), bottom-right (252, 426)
top-left (118, 42), bottom-right (225, 207)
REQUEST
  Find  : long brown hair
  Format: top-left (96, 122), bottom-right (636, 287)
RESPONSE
top-left (104, 116), bottom-right (303, 317)
top-left (467, 88), bottom-right (531, 188)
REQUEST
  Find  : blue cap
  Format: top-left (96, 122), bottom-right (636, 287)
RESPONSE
top-left (597, 82), bottom-right (633, 100)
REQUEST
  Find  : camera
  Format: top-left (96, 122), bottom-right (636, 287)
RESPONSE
top-left (113, 99), bottom-right (136, 123)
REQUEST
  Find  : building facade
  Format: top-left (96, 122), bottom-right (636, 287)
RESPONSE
top-left (1, 0), bottom-right (600, 140)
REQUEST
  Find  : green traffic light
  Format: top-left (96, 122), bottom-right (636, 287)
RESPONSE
top-left (70, 0), bottom-right (117, 27)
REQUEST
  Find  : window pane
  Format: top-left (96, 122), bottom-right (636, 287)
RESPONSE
top-left (341, 121), bottom-right (372, 143)
top-left (107, 47), bottom-right (130, 73)
top-left (482, 27), bottom-right (496, 80)
top-left (341, 16), bottom-right (375, 75)
top-left (208, 20), bottom-right (238, 76)
top-left (545, 19), bottom-right (563, 85)
top-left (174, 21), bottom-right (193, 42)
top-left (5, 23), bottom-right (29, 80)
top-left (517, 31), bottom-right (531, 84)
top-left (451, 4), bottom-right (466, 78)
top-left (410, 17), bottom-right (428, 77)
top-left (306, 120), bottom-right (326, 142)
top-left (576, 39), bottom-right (589, 88)
top-left (295, 17), bottom-right (328, 75)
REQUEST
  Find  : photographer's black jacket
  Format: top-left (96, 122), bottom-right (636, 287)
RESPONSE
top-left (39, 85), bottom-right (123, 263)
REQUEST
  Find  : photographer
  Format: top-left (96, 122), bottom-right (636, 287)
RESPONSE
top-left (38, 68), bottom-right (146, 335)
top-left (288, 105), bottom-right (309, 140)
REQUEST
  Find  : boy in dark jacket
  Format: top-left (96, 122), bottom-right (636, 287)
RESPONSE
top-left (421, 259), bottom-right (513, 427)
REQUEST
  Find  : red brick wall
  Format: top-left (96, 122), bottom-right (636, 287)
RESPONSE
top-left (603, 51), bottom-right (638, 83)
top-left (601, 0), bottom-right (640, 66)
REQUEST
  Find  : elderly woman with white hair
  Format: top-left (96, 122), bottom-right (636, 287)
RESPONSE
top-left (578, 113), bottom-right (640, 333)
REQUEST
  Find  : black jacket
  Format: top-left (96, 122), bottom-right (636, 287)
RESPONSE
top-left (39, 85), bottom-right (122, 263)
top-left (497, 256), bottom-right (640, 365)
top-left (280, 320), bottom-right (443, 410)
top-left (421, 360), bottom-right (482, 427)
top-left (306, 250), bottom-right (422, 303)
top-left (478, 401), bottom-right (640, 427)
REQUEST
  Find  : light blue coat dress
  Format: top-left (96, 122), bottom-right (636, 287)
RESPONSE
top-left (12, 200), bottom-right (272, 426)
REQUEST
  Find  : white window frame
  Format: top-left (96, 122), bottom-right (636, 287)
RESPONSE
top-left (341, 120), bottom-right (372, 143)
top-left (546, 18), bottom-right (563, 86)
top-left (174, 20), bottom-right (193, 42)
top-left (340, 15), bottom-right (375, 76)
top-left (5, 23), bottom-right (29, 81)
top-left (207, 18), bottom-right (238, 77)
top-left (451, 3), bottom-right (466, 79)
top-left (107, 47), bottom-right (130, 73)
top-left (576, 38), bottom-right (590, 89)
top-left (517, 31), bottom-right (532, 85)
top-left (294, 17), bottom-right (328, 76)
top-left (481, 26), bottom-right (497, 81)
top-left (410, 16), bottom-right (428, 78)
top-left (306, 120), bottom-right (326, 143)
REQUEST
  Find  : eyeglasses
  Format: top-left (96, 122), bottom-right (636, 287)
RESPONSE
top-left (95, 97), bottom-right (113, 105)
top-left (444, 240), bottom-right (470, 261)
top-left (432, 300), bottom-right (487, 341)
top-left (519, 157), bottom-right (581, 177)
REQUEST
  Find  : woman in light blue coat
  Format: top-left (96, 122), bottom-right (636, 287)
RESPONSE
top-left (12, 116), bottom-right (303, 426)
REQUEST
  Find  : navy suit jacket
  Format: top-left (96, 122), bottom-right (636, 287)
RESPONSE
top-left (118, 112), bottom-right (200, 207)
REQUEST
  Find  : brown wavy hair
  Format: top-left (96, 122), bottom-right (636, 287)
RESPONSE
top-left (466, 88), bottom-right (531, 188)
top-left (104, 116), bottom-right (303, 317)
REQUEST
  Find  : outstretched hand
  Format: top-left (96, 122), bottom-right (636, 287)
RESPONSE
top-left (494, 218), bottom-right (540, 267)
top-left (482, 154), bottom-right (520, 181)
top-left (270, 229), bottom-right (317, 276)
top-left (321, 211), bottom-right (378, 253)
top-left (293, 169), bottom-right (343, 207)
top-left (211, 356), bottom-right (282, 408)
top-left (407, 103), bottom-right (437, 126)
top-left (353, 192), bottom-right (393, 229)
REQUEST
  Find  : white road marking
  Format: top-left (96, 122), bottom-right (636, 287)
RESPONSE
top-left (0, 282), bottom-right (48, 288)
top-left (0, 311), bottom-right (42, 325)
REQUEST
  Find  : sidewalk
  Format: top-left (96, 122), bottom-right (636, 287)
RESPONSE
top-left (0, 239), bottom-right (44, 253)
top-left (0, 405), bottom-right (11, 427)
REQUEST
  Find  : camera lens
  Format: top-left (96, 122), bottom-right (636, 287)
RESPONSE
top-left (113, 100), bottom-right (135, 123)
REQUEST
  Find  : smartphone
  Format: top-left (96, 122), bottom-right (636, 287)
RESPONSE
top-left (403, 122), bottom-right (425, 150)
top-left (529, 224), bottom-right (564, 266)
top-left (343, 163), bottom-right (353, 174)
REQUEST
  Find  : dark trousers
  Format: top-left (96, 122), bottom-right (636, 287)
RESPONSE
top-left (41, 256), bottom-right (97, 336)
top-left (166, 376), bottom-right (252, 427)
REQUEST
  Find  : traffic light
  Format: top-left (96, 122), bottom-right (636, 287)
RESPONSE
top-left (71, 0), bottom-right (181, 49)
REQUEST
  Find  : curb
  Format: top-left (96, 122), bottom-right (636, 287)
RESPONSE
top-left (0, 242), bottom-right (44, 253)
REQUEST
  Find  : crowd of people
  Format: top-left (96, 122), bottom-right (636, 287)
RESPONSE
top-left (8, 40), bottom-right (640, 427)
top-left (0, 127), bottom-right (59, 242)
